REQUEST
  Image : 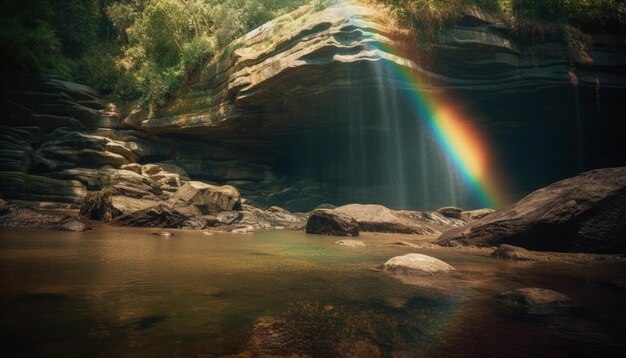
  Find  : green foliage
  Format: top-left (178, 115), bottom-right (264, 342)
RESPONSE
top-left (74, 44), bottom-right (122, 94)
top-left (113, 0), bottom-right (309, 111)
top-left (312, 0), bottom-right (338, 12)
top-left (380, 0), bottom-right (625, 55)
top-left (1, 0), bottom-right (308, 110)
top-left (4, 0), bottom-right (622, 111)
top-left (0, 0), bottom-right (65, 74)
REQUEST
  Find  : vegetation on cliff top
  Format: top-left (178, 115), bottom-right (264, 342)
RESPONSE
top-left (1, 0), bottom-right (624, 112)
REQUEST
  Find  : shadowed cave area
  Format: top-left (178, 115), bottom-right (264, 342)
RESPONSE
top-left (170, 61), bottom-right (625, 212)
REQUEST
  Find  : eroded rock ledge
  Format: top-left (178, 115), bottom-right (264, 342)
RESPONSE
top-left (436, 167), bottom-right (626, 254)
top-left (1, 0), bottom-right (625, 213)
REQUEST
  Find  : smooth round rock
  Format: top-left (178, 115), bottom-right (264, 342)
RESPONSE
top-left (383, 253), bottom-right (455, 276)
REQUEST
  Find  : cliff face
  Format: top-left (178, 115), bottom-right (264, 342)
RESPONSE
top-left (1, 0), bottom-right (625, 211)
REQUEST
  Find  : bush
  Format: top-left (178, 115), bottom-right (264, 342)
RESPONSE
top-left (74, 45), bottom-right (122, 94)
top-left (181, 36), bottom-right (215, 72)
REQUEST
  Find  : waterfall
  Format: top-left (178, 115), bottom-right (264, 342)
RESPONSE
top-left (334, 59), bottom-right (479, 210)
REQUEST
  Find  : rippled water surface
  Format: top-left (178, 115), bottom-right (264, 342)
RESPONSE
top-left (1, 227), bottom-right (625, 357)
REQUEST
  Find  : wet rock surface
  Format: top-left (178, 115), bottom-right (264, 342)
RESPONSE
top-left (491, 244), bottom-right (535, 261)
top-left (113, 204), bottom-right (193, 229)
top-left (0, 205), bottom-right (89, 231)
top-left (335, 204), bottom-right (438, 234)
top-left (173, 181), bottom-right (242, 213)
top-left (496, 288), bottom-right (579, 312)
top-left (306, 209), bottom-right (360, 237)
top-left (383, 253), bottom-right (456, 276)
top-left (305, 204), bottom-right (464, 236)
top-left (437, 168), bottom-right (626, 253)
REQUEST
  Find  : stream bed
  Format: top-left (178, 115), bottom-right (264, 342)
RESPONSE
top-left (1, 227), bottom-right (624, 357)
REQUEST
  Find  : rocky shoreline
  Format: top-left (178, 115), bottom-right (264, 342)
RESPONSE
top-left (1, 167), bottom-right (625, 264)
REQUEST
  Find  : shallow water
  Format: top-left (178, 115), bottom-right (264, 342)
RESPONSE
top-left (0, 227), bottom-right (624, 357)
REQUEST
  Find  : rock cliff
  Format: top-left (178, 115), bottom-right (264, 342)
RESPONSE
top-left (1, 0), bottom-right (625, 211)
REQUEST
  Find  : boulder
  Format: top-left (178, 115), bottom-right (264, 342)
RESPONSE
top-left (216, 210), bottom-right (243, 225)
top-left (239, 203), bottom-right (306, 230)
top-left (334, 204), bottom-right (437, 234)
top-left (113, 204), bottom-right (191, 228)
top-left (173, 181), bottom-right (242, 213)
top-left (79, 189), bottom-right (161, 221)
top-left (57, 219), bottom-right (90, 232)
top-left (383, 253), bottom-right (456, 276)
top-left (306, 209), bottom-right (359, 236)
top-left (491, 244), bottom-right (535, 261)
top-left (496, 288), bottom-right (578, 311)
top-left (437, 206), bottom-right (463, 219)
top-left (436, 168), bottom-right (626, 253)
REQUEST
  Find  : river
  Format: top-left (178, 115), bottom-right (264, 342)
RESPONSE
top-left (1, 227), bottom-right (624, 356)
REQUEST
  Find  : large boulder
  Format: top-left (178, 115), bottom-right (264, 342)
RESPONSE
top-left (383, 253), bottom-right (456, 276)
top-left (239, 203), bottom-right (306, 229)
top-left (436, 168), bottom-right (626, 253)
top-left (173, 181), bottom-right (242, 213)
top-left (334, 204), bottom-right (438, 234)
top-left (306, 209), bottom-right (359, 236)
top-left (79, 189), bottom-right (160, 221)
top-left (113, 204), bottom-right (192, 228)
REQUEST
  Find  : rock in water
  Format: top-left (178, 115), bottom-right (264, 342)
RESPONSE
top-left (496, 288), bottom-right (577, 312)
top-left (335, 240), bottom-right (366, 247)
top-left (436, 168), bottom-right (626, 253)
top-left (231, 225), bottom-right (254, 234)
top-left (173, 181), bottom-right (242, 213)
top-left (383, 253), bottom-right (455, 276)
top-left (491, 244), bottom-right (535, 261)
top-left (334, 204), bottom-right (436, 234)
top-left (306, 209), bottom-right (359, 237)
top-left (151, 231), bottom-right (173, 237)
top-left (57, 219), bottom-right (90, 232)
top-left (113, 205), bottom-right (190, 228)
top-left (79, 189), bottom-right (160, 222)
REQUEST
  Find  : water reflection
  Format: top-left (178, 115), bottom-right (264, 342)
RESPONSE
top-left (0, 227), bottom-right (624, 356)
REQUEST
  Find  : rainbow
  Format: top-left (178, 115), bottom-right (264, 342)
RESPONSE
top-left (388, 63), bottom-right (508, 209)
top-left (339, 0), bottom-right (509, 208)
